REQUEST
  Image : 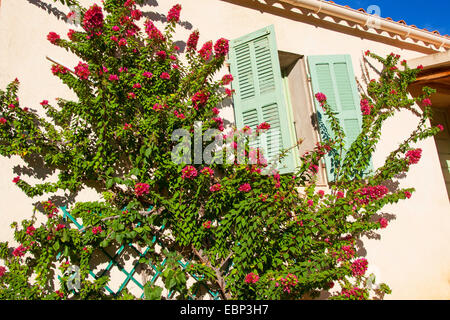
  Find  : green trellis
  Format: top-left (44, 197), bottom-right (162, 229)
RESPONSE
top-left (59, 206), bottom-right (221, 300)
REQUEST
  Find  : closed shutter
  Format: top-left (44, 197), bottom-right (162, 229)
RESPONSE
top-left (307, 54), bottom-right (366, 182)
top-left (229, 25), bottom-right (296, 174)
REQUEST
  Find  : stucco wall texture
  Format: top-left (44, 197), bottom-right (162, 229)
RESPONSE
top-left (0, 0), bottom-right (449, 299)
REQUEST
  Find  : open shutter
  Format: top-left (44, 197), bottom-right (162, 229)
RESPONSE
top-left (307, 54), bottom-right (365, 182)
top-left (229, 25), bottom-right (297, 174)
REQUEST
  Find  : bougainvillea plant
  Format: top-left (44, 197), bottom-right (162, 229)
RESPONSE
top-left (0, 1), bottom-right (443, 300)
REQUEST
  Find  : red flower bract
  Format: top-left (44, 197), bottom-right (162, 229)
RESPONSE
top-left (244, 272), bottom-right (259, 284)
top-left (239, 183), bottom-right (251, 192)
top-left (214, 38), bottom-right (229, 57)
top-left (134, 182), bottom-right (150, 197)
top-left (181, 165), bottom-right (198, 179)
top-left (47, 32), bottom-right (60, 44)
top-left (351, 258), bottom-right (368, 277)
top-left (74, 62), bottom-right (90, 80)
top-left (198, 41), bottom-right (213, 60)
top-left (144, 20), bottom-right (165, 42)
top-left (167, 4), bottom-right (182, 23)
top-left (405, 148), bottom-right (422, 165)
top-left (82, 4), bottom-right (104, 35)
top-left (186, 30), bottom-right (199, 51)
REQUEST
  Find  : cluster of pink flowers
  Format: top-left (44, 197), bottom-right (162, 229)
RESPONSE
top-left (191, 91), bottom-right (210, 109)
top-left (317, 190), bottom-right (325, 198)
top-left (51, 64), bottom-right (68, 75)
top-left (199, 41), bottom-right (213, 60)
top-left (354, 185), bottom-right (388, 205)
top-left (12, 244), bottom-right (27, 257)
top-left (214, 38), bottom-right (229, 57)
top-left (47, 32), bottom-right (60, 44)
top-left (67, 29), bottom-right (76, 41)
top-left (315, 92), bottom-right (327, 105)
top-left (212, 117), bottom-right (224, 131)
top-left (221, 74), bottom-right (233, 85)
top-left (340, 287), bottom-right (366, 300)
top-left (0, 266), bottom-right (6, 277)
top-left (123, 123), bottom-right (132, 130)
top-left (92, 226), bottom-right (102, 235)
top-left (144, 20), bottom-right (165, 42)
top-left (131, 9), bottom-right (142, 21)
top-left (12, 176), bottom-right (20, 183)
top-left (360, 99), bottom-right (373, 116)
top-left (74, 62), bottom-right (90, 80)
top-left (82, 4), bottom-right (104, 36)
top-left (26, 226), bottom-right (35, 236)
top-left (127, 92), bottom-right (136, 99)
top-left (43, 200), bottom-right (59, 218)
top-left (351, 258), bottom-right (368, 277)
top-left (256, 122), bottom-right (270, 131)
top-left (244, 272), bottom-right (259, 284)
top-left (202, 220), bottom-right (211, 229)
top-left (167, 4), bottom-right (182, 23)
top-left (437, 124), bottom-right (444, 131)
top-left (276, 273), bottom-right (298, 294)
top-left (187, 30), bottom-right (200, 51)
top-left (379, 217), bottom-right (388, 229)
top-left (238, 183), bottom-right (252, 192)
top-left (160, 72), bottom-right (170, 80)
top-left (404, 190), bottom-right (412, 198)
top-left (156, 50), bottom-right (167, 60)
top-left (201, 167), bottom-right (214, 176)
top-left (134, 182), bottom-right (150, 197)
top-left (153, 103), bottom-right (164, 111)
top-left (143, 71), bottom-right (153, 79)
top-left (173, 110), bottom-right (186, 119)
top-left (56, 223), bottom-right (66, 231)
top-left (210, 184), bottom-right (221, 192)
top-left (337, 245), bottom-right (355, 261)
top-left (109, 74), bottom-right (119, 81)
top-left (405, 148), bottom-right (422, 165)
top-left (0, 118), bottom-right (7, 125)
top-left (421, 98), bottom-right (432, 107)
top-left (181, 165), bottom-right (198, 179)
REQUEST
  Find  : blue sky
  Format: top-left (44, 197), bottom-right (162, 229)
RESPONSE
top-left (333, 0), bottom-right (450, 36)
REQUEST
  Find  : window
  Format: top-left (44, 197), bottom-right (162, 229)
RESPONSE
top-left (229, 26), bottom-right (366, 182)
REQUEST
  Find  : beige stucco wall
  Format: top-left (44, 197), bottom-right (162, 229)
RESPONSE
top-left (0, 0), bottom-right (449, 299)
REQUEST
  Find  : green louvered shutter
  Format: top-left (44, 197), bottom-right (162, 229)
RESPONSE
top-left (307, 54), bottom-right (365, 182)
top-left (229, 25), bottom-right (297, 174)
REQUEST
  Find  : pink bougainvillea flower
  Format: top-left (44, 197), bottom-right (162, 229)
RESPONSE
top-left (257, 122), bottom-right (270, 131)
top-left (47, 32), bottom-right (60, 44)
top-left (202, 220), bottom-right (211, 229)
top-left (307, 199), bottom-right (314, 207)
top-left (379, 217), bottom-right (388, 229)
top-left (239, 183), bottom-right (252, 192)
top-left (142, 71), bottom-right (153, 79)
top-left (225, 88), bottom-right (235, 97)
top-left (167, 4), bottom-right (182, 23)
top-left (12, 176), bottom-right (20, 183)
top-left (336, 191), bottom-right (345, 198)
top-left (109, 74), bottom-right (119, 81)
top-left (26, 226), bottom-right (35, 236)
top-left (404, 190), bottom-right (412, 198)
top-left (160, 72), bottom-right (170, 80)
top-left (0, 266), bottom-right (6, 277)
top-left (127, 92), bottom-right (136, 99)
top-left (210, 184), bottom-right (222, 192)
top-left (118, 38), bottom-right (128, 46)
top-left (110, 35), bottom-right (118, 42)
top-left (181, 165), bottom-right (198, 179)
top-left (92, 226), bottom-right (102, 235)
top-left (12, 244), bottom-right (27, 257)
top-left (437, 124), bottom-right (444, 131)
top-left (173, 110), bottom-right (186, 119)
top-left (191, 91), bottom-right (210, 109)
top-left (318, 190), bottom-right (325, 198)
top-left (360, 99), bottom-right (373, 115)
top-left (134, 182), bottom-right (150, 197)
top-left (123, 123), bottom-right (132, 130)
top-left (133, 83), bottom-right (141, 89)
top-left (56, 224), bottom-right (66, 231)
top-left (112, 25), bottom-right (120, 31)
top-left (198, 41), bottom-right (213, 60)
top-left (131, 9), bottom-right (142, 21)
top-left (351, 258), bottom-right (368, 277)
top-left (214, 38), bottom-right (229, 57)
top-left (82, 4), bottom-right (104, 34)
top-left (152, 103), bottom-right (164, 111)
top-left (40, 100), bottom-right (49, 106)
top-left (200, 167), bottom-right (214, 176)
top-left (156, 50), bottom-right (167, 60)
top-left (354, 185), bottom-right (388, 205)
top-left (417, 64), bottom-right (424, 70)
top-left (144, 20), bottom-right (165, 41)
top-left (118, 67), bottom-right (128, 73)
top-left (74, 62), bottom-right (90, 80)
top-left (421, 98), bottom-right (432, 107)
top-left (244, 272), bottom-right (259, 284)
top-left (186, 30), bottom-right (200, 51)
top-left (221, 74), bottom-right (234, 85)
top-left (315, 92), bottom-right (327, 103)
top-left (405, 148), bottom-right (422, 165)
top-left (0, 117), bottom-right (6, 125)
